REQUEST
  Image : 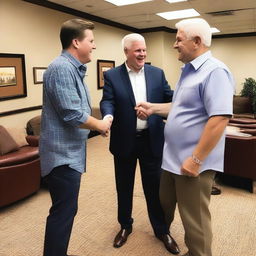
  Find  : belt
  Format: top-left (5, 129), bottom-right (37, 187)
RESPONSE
top-left (135, 129), bottom-right (149, 137)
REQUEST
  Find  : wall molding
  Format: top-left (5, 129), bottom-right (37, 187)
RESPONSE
top-left (0, 105), bottom-right (42, 117)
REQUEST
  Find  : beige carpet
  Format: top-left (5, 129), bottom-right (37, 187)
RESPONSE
top-left (0, 135), bottom-right (256, 256)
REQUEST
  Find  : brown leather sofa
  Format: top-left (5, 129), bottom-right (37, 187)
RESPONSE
top-left (0, 135), bottom-right (41, 207)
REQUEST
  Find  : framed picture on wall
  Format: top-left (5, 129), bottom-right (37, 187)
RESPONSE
top-left (33, 67), bottom-right (47, 84)
top-left (0, 53), bottom-right (27, 101)
top-left (97, 59), bottom-right (115, 89)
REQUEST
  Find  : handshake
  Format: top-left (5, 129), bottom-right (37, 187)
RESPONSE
top-left (99, 116), bottom-right (113, 137)
top-left (135, 102), bottom-right (153, 120)
top-left (98, 101), bottom-right (167, 138)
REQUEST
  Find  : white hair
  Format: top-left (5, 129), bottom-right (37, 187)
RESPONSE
top-left (175, 18), bottom-right (212, 47)
top-left (121, 33), bottom-right (146, 49)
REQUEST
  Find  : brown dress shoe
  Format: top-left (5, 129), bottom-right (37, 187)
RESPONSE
top-left (113, 227), bottom-right (132, 248)
top-left (157, 233), bottom-right (180, 254)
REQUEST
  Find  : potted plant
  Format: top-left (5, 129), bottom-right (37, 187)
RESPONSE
top-left (240, 77), bottom-right (256, 115)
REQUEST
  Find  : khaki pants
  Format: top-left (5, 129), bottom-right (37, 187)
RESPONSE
top-left (160, 170), bottom-right (215, 256)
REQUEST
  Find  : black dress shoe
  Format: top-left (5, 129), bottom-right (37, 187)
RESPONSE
top-left (113, 227), bottom-right (132, 248)
top-left (157, 233), bottom-right (180, 254)
top-left (211, 186), bottom-right (221, 195)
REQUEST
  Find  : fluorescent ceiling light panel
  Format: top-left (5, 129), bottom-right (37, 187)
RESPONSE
top-left (104, 0), bottom-right (152, 6)
top-left (165, 0), bottom-right (188, 3)
top-left (211, 27), bottom-right (220, 33)
top-left (157, 9), bottom-right (200, 20)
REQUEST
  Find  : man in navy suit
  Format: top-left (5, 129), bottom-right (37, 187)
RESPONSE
top-left (100, 33), bottom-right (180, 254)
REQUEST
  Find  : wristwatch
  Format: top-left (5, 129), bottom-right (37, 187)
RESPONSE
top-left (191, 154), bottom-right (203, 165)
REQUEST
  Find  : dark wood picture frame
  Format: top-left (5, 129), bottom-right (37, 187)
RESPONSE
top-left (0, 53), bottom-right (27, 101)
top-left (97, 59), bottom-right (115, 89)
top-left (33, 67), bottom-right (47, 84)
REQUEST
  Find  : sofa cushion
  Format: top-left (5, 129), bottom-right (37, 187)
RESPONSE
top-left (0, 126), bottom-right (19, 155)
top-left (5, 127), bottom-right (28, 147)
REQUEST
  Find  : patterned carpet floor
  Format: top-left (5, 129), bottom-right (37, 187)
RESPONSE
top-left (0, 136), bottom-right (256, 256)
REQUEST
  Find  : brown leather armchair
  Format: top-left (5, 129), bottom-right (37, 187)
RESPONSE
top-left (0, 136), bottom-right (41, 207)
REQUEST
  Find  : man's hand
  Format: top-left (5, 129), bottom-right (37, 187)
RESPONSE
top-left (94, 117), bottom-right (111, 137)
top-left (100, 116), bottom-right (113, 137)
top-left (135, 102), bottom-right (153, 120)
top-left (181, 157), bottom-right (200, 177)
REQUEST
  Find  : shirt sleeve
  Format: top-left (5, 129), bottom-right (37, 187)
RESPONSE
top-left (203, 67), bottom-right (234, 117)
top-left (45, 64), bottom-right (89, 127)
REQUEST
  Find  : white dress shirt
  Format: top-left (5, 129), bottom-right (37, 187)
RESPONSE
top-left (125, 63), bottom-right (148, 130)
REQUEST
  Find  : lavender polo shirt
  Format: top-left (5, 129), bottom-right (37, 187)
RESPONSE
top-left (162, 51), bottom-right (235, 175)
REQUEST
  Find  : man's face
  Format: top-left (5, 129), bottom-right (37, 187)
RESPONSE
top-left (173, 30), bottom-right (196, 64)
top-left (77, 29), bottom-right (96, 64)
top-left (125, 41), bottom-right (146, 72)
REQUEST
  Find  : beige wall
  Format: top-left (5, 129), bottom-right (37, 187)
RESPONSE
top-left (211, 36), bottom-right (256, 94)
top-left (144, 32), bottom-right (181, 88)
top-left (0, 0), bottom-right (255, 129)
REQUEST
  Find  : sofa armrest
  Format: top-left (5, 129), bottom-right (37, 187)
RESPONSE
top-left (26, 135), bottom-right (39, 147)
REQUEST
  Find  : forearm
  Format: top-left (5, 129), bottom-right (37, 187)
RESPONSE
top-left (79, 116), bottom-right (103, 131)
top-left (150, 103), bottom-right (172, 117)
top-left (192, 115), bottom-right (230, 162)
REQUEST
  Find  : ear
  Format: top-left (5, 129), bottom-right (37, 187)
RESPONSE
top-left (72, 38), bottom-right (79, 49)
top-left (193, 36), bottom-right (202, 48)
top-left (124, 47), bottom-right (128, 55)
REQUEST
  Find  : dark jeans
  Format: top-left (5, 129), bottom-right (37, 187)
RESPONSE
top-left (114, 131), bottom-right (168, 236)
top-left (43, 165), bottom-right (81, 256)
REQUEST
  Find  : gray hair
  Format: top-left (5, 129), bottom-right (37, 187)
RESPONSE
top-left (175, 18), bottom-right (212, 47)
top-left (121, 33), bottom-right (146, 49)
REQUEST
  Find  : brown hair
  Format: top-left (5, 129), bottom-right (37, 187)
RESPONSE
top-left (60, 19), bottom-right (94, 49)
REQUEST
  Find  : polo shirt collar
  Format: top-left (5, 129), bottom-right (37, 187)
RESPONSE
top-left (189, 50), bottom-right (212, 71)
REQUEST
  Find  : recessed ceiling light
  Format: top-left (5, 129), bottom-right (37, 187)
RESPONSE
top-left (211, 27), bottom-right (220, 33)
top-left (157, 9), bottom-right (200, 20)
top-left (104, 0), bottom-right (152, 6)
top-left (165, 0), bottom-right (188, 3)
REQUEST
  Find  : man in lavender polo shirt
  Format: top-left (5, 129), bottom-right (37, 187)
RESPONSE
top-left (136, 18), bottom-right (235, 256)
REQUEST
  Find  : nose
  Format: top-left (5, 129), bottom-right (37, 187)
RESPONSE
top-left (93, 43), bottom-right (96, 49)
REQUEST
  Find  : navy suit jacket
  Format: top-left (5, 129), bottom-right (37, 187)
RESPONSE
top-left (100, 63), bottom-right (173, 158)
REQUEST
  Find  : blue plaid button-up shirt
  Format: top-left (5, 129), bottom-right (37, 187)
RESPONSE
top-left (39, 51), bottom-right (91, 177)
